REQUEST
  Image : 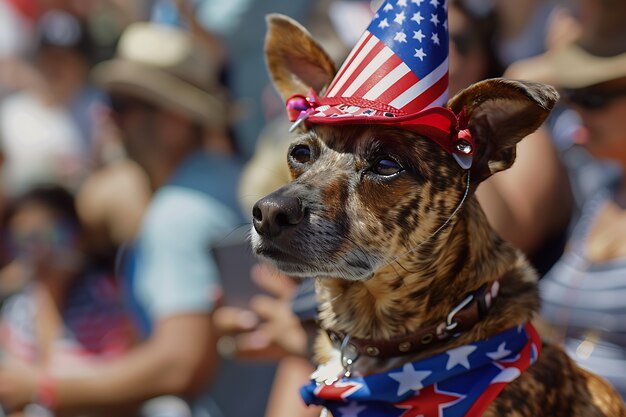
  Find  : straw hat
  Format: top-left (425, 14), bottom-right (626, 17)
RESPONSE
top-left (92, 22), bottom-right (228, 127)
top-left (507, 0), bottom-right (626, 89)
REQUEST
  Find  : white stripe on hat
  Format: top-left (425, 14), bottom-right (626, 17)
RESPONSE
top-left (363, 61), bottom-right (411, 101)
top-left (430, 89), bottom-right (449, 109)
top-left (327, 34), bottom-right (379, 97)
top-left (389, 58), bottom-right (449, 109)
top-left (341, 46), bottom-right (395, 97)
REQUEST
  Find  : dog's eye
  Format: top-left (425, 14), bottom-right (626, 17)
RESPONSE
top-left (290, 145), bottom-right (312, 164)
top-left (372, 158), bottom-right (402, 176)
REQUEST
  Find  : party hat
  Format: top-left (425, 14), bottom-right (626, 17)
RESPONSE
top-left (286, 0), bottom-right (475, 168)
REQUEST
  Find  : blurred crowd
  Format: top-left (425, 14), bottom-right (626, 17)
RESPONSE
top-left (0, 0), bottom-right (624, 416)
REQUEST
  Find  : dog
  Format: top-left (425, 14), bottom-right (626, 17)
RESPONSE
top-left (250, 14), bottom-right (626, 417)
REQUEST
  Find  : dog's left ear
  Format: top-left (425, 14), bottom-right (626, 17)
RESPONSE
top-left (448, 78), bottom-right (558, 182)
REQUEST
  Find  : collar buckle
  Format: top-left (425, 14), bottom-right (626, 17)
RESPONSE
top-left (445, 294), bottom-right (475, 332)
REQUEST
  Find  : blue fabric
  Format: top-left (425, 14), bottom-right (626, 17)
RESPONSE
top-left (119, 243), bottom-right (152, 338)
top-left (128, 151), bottom-right (243, 331)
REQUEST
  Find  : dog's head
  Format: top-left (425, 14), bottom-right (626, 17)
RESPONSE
top-left (250, 15), bottom-right (557, 281)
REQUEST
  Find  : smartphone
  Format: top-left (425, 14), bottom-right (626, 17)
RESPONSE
top-left (211, 228), bottom-right (262, 308)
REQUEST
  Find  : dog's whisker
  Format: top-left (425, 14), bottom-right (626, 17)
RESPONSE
top-left (393, 259), bottom-right (417, 275)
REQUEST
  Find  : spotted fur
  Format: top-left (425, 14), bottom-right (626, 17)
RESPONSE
top-left (251, 14), bottom-right (626, 417)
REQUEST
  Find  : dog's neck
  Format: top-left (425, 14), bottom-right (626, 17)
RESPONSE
top-left (315, 196), bottom-right (538, 367)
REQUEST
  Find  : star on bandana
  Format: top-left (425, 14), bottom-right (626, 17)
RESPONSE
top-left (338, 402), bottom-right (368, 417)
top-left (486, 343), bottom-right (512, 361)
top-left (395, 384), bottom-right (463, 417)
top-left (445, 345), bottom-right (476, 370)
top-left (388, 363), bottom-right (432, 396)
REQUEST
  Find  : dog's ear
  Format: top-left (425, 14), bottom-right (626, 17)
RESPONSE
top-left (448, 78), bottom-right (558, 182)
top-left (265, 14), bottom-right (337, 101)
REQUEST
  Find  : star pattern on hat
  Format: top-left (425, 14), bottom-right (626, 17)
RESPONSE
top-left (395, 31), bottom-right (408, 43)
top-left (370, 0), bottom-right (448, 72)
top-left (411, 11), bottom-right (424, 24)
top-left (395, 11), bottom-right (406, 24)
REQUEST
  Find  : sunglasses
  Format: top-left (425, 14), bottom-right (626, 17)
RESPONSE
top-left (109, 95), bottom-right (157, 115)
top-left (4, 221), bottom-right (79, 259)
top-left (561, 87), bottom-right (626, 110)
top-left (450, 32), bottom-right (478, 57)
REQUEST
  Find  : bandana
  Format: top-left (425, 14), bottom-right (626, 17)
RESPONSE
top-left (301, 322), bottom-right (541, 417)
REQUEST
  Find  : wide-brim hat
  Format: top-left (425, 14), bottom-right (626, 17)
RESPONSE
top-left (285, 0), bottom-right (473, 166)
top-left (507, 0), bottom-right (626, 90)
top-left (92, 22), bottom-right (228, 128)
top-left (506, 42), bottom-right (626, 89)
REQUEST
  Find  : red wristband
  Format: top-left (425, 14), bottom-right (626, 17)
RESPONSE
top-left (35, 373), bottom-right (58, 411)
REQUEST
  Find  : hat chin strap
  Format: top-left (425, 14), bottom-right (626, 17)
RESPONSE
top-left (453, 153), bottom-right (473, 170)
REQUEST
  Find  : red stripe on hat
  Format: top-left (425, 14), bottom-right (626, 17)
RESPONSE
top-left (374, 70), bottom-right (420, 108)
top-left (326, 32), bottom-right (374, 95)
top-left (332, 40), bottom-right (386, 98)
top-left (351, 54), bottom-right (404, 100)
top-left (401, 72), bottom-right (449, 113)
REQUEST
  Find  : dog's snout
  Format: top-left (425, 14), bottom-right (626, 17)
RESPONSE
top-left (252, 195), bottom-right (305, 237)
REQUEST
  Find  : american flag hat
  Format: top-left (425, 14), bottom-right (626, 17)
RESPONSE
top-left (286, 0), bottom-right (475, 168)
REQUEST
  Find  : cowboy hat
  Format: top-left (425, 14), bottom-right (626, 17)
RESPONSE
top-left (92, 22), bottom-right (228, 127)
top-left (506, 0), bottom-right (626, 89)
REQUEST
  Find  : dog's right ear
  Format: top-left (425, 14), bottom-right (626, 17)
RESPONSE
top-left (448, 78), bottom-right (558, 183)
top-left (265, 14), bottom-right (337, 101)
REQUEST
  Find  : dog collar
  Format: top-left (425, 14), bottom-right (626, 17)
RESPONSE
top-left (325, 280), bottom-right (500, 360)
top-left (303, 322), bottom-right (541, 417)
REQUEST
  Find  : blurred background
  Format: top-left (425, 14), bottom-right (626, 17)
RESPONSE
top-left (0, 0), bottom-right (624, 416)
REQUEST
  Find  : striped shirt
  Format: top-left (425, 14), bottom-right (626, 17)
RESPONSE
top-left (0, 271), bottom-right (134, 372)
top-left (540, 185), bottom-right (626, 399)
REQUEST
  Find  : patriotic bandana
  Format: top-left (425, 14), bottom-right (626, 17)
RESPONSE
top-left (286, 0), bottom-right (475, 168)
top-left (301, 322), bottom-right (541, 417)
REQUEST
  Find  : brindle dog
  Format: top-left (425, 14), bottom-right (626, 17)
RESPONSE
top-left (250, 14), bottom-right (626, 417)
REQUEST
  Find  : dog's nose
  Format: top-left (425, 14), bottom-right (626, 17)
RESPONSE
top-left (252, 195), bottom-right (304, 237)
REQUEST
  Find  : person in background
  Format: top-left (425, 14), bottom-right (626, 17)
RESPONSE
top-left (0, 20), bottom-right (243, 417)
top-left (491, 0), bottom-right (557, 67)
top-left (452, 0), bottom-right (573, 275)
top-left (508, 0), bottom-right (626, 400)
top-left (0, 9), bottom-right (105, 195)
top-left (0, 185), bottom-right (136, 416)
